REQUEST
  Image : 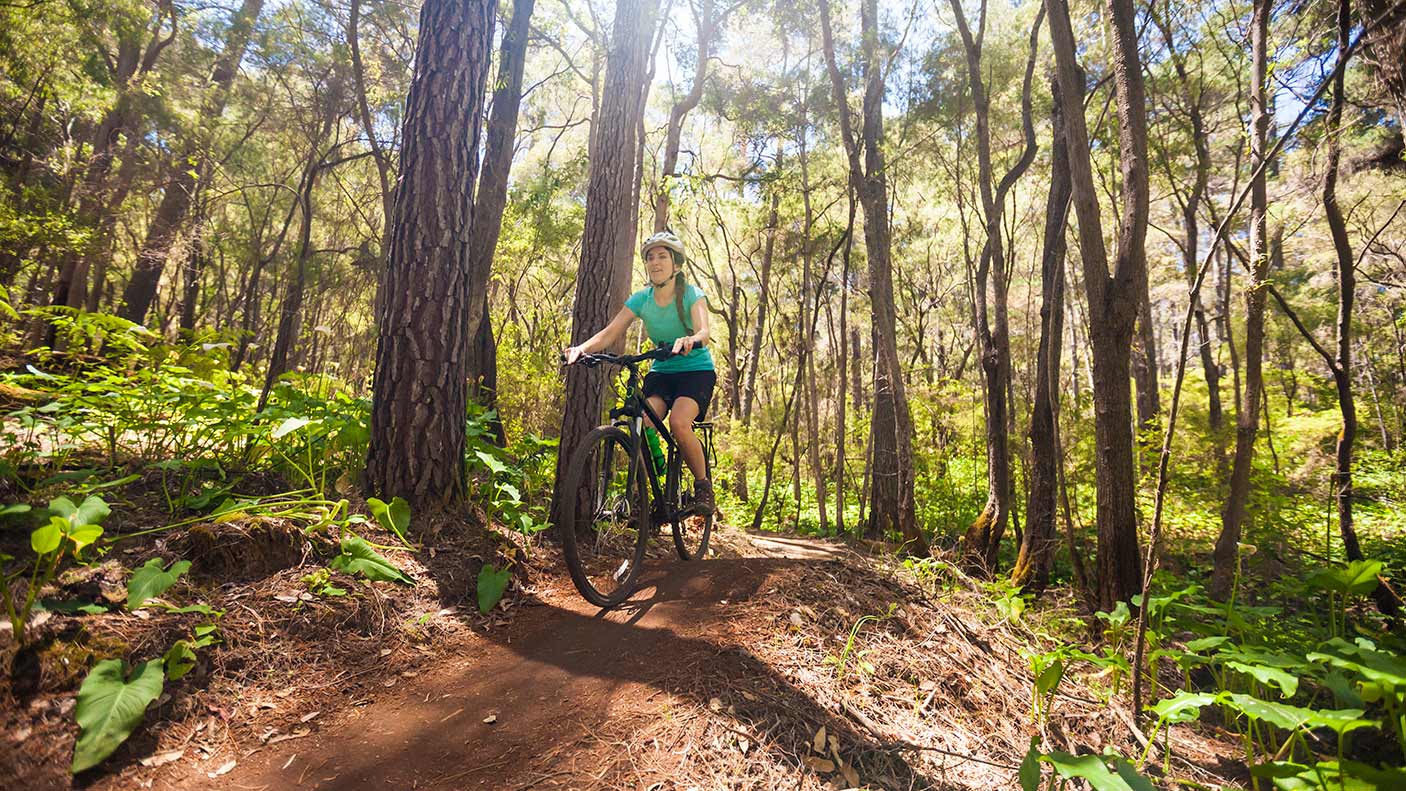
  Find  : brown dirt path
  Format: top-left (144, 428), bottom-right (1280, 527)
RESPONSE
top-left (168, 531), bottom-right (921, 791)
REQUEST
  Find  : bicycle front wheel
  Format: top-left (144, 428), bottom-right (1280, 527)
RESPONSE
top-left (559, 426), bottom-right (650, 607)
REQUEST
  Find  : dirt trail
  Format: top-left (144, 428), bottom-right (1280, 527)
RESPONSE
top-left (186, 532), bottom-right (860, 791)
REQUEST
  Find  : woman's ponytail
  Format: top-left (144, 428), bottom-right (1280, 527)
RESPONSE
top-left (673, 268), bottom-right (691, 331)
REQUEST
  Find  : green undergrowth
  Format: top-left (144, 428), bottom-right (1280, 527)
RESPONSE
top-left (0, 309), bottom-right (557, 775)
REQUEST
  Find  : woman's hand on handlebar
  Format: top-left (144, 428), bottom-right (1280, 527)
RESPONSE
top-left (563, 345), bottom-right (585, 366)
top-left (670, 335), bottom-right (701, 356)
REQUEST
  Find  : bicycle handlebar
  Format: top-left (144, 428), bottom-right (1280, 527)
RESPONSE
top-left (561, 342), bottom-right (706, 368)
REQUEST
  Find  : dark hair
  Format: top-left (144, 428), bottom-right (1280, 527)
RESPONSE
top-left (669, 250), bottom-right (690, 331)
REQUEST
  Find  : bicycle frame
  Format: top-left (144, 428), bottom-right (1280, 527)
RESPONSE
top-left (588, 349), bottom-right (714, 526)
top-left (608, 363), bottom-right (678, 523)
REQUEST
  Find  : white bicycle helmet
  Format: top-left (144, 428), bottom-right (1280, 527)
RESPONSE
top-left (640, 230), bottom-right (685, 259)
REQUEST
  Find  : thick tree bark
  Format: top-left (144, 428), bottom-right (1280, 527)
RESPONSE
top-left (820, 0), bottom-right (927, 555)
top-left (549, 0), bottom-right (659, 530)
top-left (1211, 0), bottom-right (1272, 600)
top-left (1045, 0), bottom-right (1147, 608)
top-left (120, 0), bottom-right (262, 324)
top-left (365, 0), bottom-right (495, 507)
top-left (1012, 77), bottom-right (1072, 595)
top-left (465, 0), bottom-right (536, 430)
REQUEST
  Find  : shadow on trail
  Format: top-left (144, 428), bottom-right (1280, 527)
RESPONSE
top-left (311, 556), bottom-right (959, 790)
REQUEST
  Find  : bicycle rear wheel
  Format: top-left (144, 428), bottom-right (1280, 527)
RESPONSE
top-left (671, 447), bottom-right (713, 561)
top-left (560, 426), bottom-right (650, 607)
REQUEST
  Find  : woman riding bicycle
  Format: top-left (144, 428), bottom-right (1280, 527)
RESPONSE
top-left (563, 230), bottom-right (716, 515)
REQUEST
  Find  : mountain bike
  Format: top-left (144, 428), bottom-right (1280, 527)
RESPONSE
top-left (557, 346), bottom-right (716, 607)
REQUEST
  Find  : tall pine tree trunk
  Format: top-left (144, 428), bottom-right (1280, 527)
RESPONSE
top-left (550, 0), bottom-right (659, 530)
top-left (365, 0), bottom-right (495, 507)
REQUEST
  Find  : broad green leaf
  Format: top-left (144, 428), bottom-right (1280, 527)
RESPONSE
top-left (36, 599), bottom-right (108, 615)
top-left (1251, 760), bottom-right (1402, 791)
top-left (71, 659), bottom-right (165, 773)
top-left (1151, 691), bottom-right (1220, 725)
top-left (329, 535), bottom-right (413, 585)
top-left (476, 564), bottom-right (512, 615)
top-left (1018, 738), bottom-right (1041, 791)
top-left (1225, 693), bottom-right (1375, 735)
top-left (1308, 561), bottom-right (1385, 597)
top-left (1224, 660), bottom-right (1300, 698)
top-left (474, 449), bottom-right (509, 475)
top-left (1096, 601), bottom-right (1131, 628)
top-left (1035, 658), bottom-right (1065, 697)
top-left (367, 496), bottom-right (413, 546)
top-left (126, 558), bottom-right (193, 609)
top-left (272, 416), bottom-right (315, 439)
top-left (1309, 640), bottom-right (1406, 692)
top-left (69, 524), bottom-right (104, 555)
top-left (32, 517), bottom-right (62, 554)
top-left (1042, 752), bottom-right (1155, 791)
top-left (192, 622), bottom-right (221, 648)
top-left (1185, 636), bottom-right (1229, 653)
top-left (50, 495), bottom-right (109, 529)
top-left (0, 503), bottom-right (31, 518)
top-left (497, 482), bottom-right (522, 503)
top-left (163, 641), bottom-right (197, 681)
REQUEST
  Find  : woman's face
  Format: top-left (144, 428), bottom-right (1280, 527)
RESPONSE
top-left (645, 246), bottom-right (676, 285)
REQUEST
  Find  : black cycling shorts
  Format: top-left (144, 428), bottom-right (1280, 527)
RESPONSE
top-left (642, 369), bottom-right (717, 421)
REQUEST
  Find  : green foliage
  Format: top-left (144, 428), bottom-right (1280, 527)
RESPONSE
top-left (2, 495), bottom-right (110, 644)
top-left (328, 535), bottom-right (413, 585)
top-left (1019, 741), bottom-right (1157, 791)
top-left (125, 557), bottom-right (192, 609)
top-left (71, 659), bottom-right (165, 773)
top-left (476, 564), bottom-right (511, 615)
top-left (366, 496), bottom-right (413, 548)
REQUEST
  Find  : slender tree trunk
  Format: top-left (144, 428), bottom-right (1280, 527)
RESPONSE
top-left (349, 0), bottom-right (394, 250)
top-left (1211, 0), bottom-right (1272, 600)
top-left (798, 111), bottom-right (829, 535)
top-left (259, 150), bottom-right (322, 411)
top-left (550, 0), bottom-right (659, 530)
top-left (121, 0), bottom-right (263, 324)
top-left (465, 0), bottom-right (536, 434)
top-left (834, 191), bottom-right (856, 537)
top-left (820, 0), bottom-right (926, 555)
top-left (365, 0), bottom-right (495, 508)
top-left (949, 0), bottom-right (1042, 572)
top-left (1318, 0), bottom-right (1400, 618)
top-left (743, 147), bottom-right (781, 426)
top-left (1046, 0), bottom-right (1147, 608)
top-left (653, 0), bottom-right (717, 232)
top-left (1013, 77), bottom-right (1072, 595)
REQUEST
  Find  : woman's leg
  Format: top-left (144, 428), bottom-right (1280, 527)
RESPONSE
top-left (644, 395), bottom-right (668, 431)
top-left (668, 397), bottom-right (707, 480)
